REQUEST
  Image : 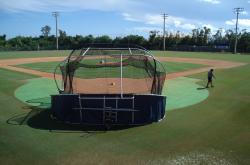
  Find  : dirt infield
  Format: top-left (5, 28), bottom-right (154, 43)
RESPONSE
top-left (0, 56), bottom-right (246, 93)
top-left (0, 56), bottom-right (246, 79)
top-left (157, 57), bottom-right (246, 79)
top-left (0, 57), bottom-right (244, 93)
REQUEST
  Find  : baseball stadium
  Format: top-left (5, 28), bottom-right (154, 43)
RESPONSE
top-left (1, 0), bottom-right (250, 164)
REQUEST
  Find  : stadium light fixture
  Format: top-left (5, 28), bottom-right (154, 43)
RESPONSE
top-left (233, 7), bottom-right (244, 54)
top-left (52, 11), bottom-right (59, 50)
top-left (162, 13), bottom-right (168, 51)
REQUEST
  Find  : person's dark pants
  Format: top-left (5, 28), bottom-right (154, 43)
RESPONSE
top-left (206, 77), bottom-right (213, 87)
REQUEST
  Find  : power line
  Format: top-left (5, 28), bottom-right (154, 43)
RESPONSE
top-left (162, 13), bottom-right (168, 51)
top-left (233, 7), bottom-right (244, 54)
top-left (52, 11), bottom-right (59, 50)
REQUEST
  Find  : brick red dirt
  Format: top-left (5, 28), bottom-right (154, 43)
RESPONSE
top-left (0, 57), bottom-right (246, 94)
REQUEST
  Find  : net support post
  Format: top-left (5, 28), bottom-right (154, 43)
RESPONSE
top-left (120, 53), bottom-right (123, 98)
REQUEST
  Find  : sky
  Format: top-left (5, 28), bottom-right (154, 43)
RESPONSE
top-left (0, 0), bottom-right (250, 38)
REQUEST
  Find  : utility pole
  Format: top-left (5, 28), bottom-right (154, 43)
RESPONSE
top-left (233, 7), bottom-right (244, 54)
top-left (162, 13), bottom-right (168, 51)
top-left (52, 11), bottom-right (59, 50)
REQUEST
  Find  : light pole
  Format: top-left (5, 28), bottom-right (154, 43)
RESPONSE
top-left (52, 11), bottom-right (59, 50)
top-left (233, 8), bottom-right (244, 54)
top-left (162, 13), bottom-right (168, 51)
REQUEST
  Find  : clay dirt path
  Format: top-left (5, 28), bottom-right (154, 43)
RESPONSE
top-left (0, 56), bottom-right (246, 93)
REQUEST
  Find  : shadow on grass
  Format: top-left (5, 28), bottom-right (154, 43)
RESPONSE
top-left (7, 97), bottom-right (139, 132)
top-left (6, 111), bottom-right (33, 125)
top-left (28, 108), bottom-right (110, 132)
top-left (197, 87), bottom-right (207, 90)
top-left (7, 107), bottom-right (136, 133)
top-left (26, 97), bottom-right (51, 109)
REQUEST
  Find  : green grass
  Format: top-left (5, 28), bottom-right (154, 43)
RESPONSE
top-left (0, 50), bottom-right (71, 59)
top-left (0, 50), bottom-right (249, 63)
top-left (152, 51), bottom-right (250, 63)
top-left (163, 61), bottom-right (205, 73)
top-left (0, 51), bottom-right (250, 164)
top-left (15, 60), bottom-right (205, 78)
top-left (16, 61), bottom-right (62, 74)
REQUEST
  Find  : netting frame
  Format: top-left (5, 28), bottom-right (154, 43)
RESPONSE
top-left (54, 45), bottom-right (166, 96)
top-left (51, 45), bottom-right (167, 127)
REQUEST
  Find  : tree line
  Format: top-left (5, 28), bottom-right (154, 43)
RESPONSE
top-left (0, 25), bottom-right (250, 53)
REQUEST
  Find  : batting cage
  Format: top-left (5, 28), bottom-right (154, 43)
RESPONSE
top-left (51, 45), bottom-right (167, 126)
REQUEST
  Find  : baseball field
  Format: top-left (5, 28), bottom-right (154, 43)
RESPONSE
top-left (0, 50), bottom-right (249, 164)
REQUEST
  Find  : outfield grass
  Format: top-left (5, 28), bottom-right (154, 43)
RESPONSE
top-left (0, 50), bottom-right (250, 63)
top-left (153, 51), bottom-right (250, 63)
top-left (0, 50), bottom-right (71, 59)
top-left (0, 51), bottom-right (250, 164)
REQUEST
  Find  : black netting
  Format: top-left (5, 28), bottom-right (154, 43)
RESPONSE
top-left (54, 47), bottom-right (166, 95)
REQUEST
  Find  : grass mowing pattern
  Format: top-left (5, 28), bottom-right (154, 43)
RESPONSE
top-left (0, 53), bottom-right (250, 164)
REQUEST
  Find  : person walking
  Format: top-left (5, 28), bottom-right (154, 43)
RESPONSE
top-left (206, 69), bottom-right (215, 88)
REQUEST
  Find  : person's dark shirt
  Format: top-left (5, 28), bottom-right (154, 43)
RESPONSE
top-left (208, 70), bottom-right (214, 79)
